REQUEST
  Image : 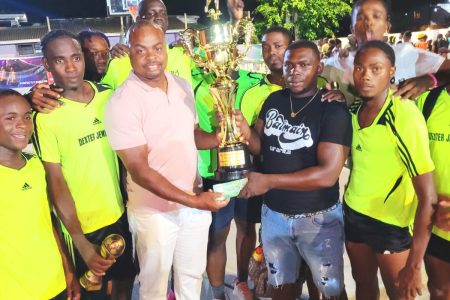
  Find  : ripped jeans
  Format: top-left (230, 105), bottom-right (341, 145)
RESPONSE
top-left (261, 203), bottom-right (344, 298)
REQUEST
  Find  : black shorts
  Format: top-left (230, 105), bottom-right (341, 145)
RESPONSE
top-left (344, 203), bottom-right (412, 254)
top-left (73, 213), bottom-right (136, 283)
top-left (426, 233), bottom-right (450, 263)
top-left (203, 177), bottom-right (263, 232)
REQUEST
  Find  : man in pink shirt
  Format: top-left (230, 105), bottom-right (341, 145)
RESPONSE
top-left (104, 21), bottom-right (229, 300)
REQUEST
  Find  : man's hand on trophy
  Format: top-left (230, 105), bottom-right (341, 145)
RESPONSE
top-left (27, 82), bottom-right (63, 113)
top-left (192, 191), bottom-right (230, 212)
top-left (110, 43), bottom-right (130, 58)
top-left (233, 109), bottom-right (251, 144)
top-left (238, 172), bottom-right (270, 199)
top-left (79, 241), bottom-right (115, 276)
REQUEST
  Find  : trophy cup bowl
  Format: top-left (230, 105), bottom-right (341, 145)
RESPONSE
top-left (180, 0), bottom-right (255, 181)
top-left (79, 234), bottom-right (126, 291)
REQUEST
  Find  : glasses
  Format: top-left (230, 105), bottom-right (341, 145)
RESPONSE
top-left (86, 50), bottom-right (110, 59)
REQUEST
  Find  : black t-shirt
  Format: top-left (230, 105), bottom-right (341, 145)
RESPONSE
top-left (258, 89), bottom-right (352, 214)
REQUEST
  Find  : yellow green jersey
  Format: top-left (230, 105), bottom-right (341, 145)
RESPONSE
top-left (344, 89), bottom-right (435, 228)
top-left (32, 81), bottom-right (124, 234)
top-left (239, 75), bottom-right (327, 126)
top-left (0, 154), bottom-right (66, 299)
top-left (101, 45), bottom-right (194, 90)
top-left (239, 76), bottom-right (282, 126)
top-left (417, 88), bottom-right (450, 242)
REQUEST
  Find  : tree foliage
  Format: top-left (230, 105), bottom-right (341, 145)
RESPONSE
top-left (254, 0), bottom-right (352, 40)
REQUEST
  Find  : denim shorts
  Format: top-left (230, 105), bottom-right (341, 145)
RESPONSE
top-left (261, 203), bottom-right (345, 298)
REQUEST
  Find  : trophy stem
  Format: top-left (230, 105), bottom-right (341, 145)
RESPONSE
top-left (79, 234), bottom-right (125, 291)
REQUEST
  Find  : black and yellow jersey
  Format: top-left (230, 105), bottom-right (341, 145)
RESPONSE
top-left (345, 89), bottom-right (434, 227)
top-left (32, 82), bottom-right (124, 234)
top-left (0, 154), bottom-right (66, 299)
top-left (417, 88), bottom-right (450, 242)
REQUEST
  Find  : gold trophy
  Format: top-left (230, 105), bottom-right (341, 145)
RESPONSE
top-left (180, 0), bottom-right (255, 181)
top-left (79, 234), bottom-right (125, 291)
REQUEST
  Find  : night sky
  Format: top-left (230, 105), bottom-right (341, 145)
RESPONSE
top-left (2, 0), bottom-right (440, 34)
top-left (4, 0), bottom-right (258, 24)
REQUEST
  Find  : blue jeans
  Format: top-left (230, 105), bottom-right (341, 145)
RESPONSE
top-left (261, 203), bottom-right (345, 298)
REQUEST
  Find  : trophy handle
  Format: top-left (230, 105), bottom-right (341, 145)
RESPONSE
top-left (229, 18), bottom-right (255, 70)
top-left (180, 29), bottom-right (209, 69)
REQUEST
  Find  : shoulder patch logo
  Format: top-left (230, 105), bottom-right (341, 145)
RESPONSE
top-left (93, 118), bottom-right (102, 125)
top-left (355, 144), bottom-right (362, 151)
top-left (22, 182), bottom-right (32, 191)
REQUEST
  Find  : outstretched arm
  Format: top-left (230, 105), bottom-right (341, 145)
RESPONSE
top-left (239, 142), bottom-right (349, 198)
top-left (117, 144), bottom-right (229, 211)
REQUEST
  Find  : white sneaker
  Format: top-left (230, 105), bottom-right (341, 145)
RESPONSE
top-left (233, 280), bottom-right (253, 300)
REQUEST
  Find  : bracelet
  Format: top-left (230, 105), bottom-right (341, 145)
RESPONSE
top-left (427, 73), bottom-right (438, 90)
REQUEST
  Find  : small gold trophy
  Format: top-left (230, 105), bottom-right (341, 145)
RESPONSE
top-left (180, 0), bottom-right (255, 181)
top-left (79, 234), bottom-right (125, 291)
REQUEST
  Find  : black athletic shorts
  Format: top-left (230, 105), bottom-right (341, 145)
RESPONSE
top-left (426, 233), bottom-right (450, 263)
top-left (344, 203), bottom-right (412, 254)
top-left (73, 213), bottom-right (136, 285)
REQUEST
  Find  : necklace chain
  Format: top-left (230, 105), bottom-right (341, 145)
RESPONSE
top-left (289, 90), bottom-right (320, 118)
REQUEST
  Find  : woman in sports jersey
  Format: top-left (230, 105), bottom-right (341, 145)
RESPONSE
top-left (344, 41), bottom-right (436, 300)
top-left (416, 86), bottom-right (450, 299)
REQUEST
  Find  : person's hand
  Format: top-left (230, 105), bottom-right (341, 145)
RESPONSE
top-left (233, 109), bottom-right (251, 143)
top-left (392, 75), bottom-right (433, 100)
top-left (110, 43), bottom-right (130, 58)
top-left (321, 83), bottom-right (346, 103)
top-left (436, 194), bottom-right (450, 231)
top-left (65, 266), bottom-right (81, 300)
top-left (395, 266), bottom-right (422, 299)
top-left (191, 191), bottom-right (229, 212)
top-left (238, 172), bottom-right (270, 199)
top-left (78, 241), bottom-right (115, 276)
top-left (29, 83), bottom-right (63, 113)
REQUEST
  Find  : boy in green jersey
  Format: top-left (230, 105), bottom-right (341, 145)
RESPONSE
top-left (33, 30), bottom-right (136, 300)
top-left (0, 89), bottom-right (79, 300)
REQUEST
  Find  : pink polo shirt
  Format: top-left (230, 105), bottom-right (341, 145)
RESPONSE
top-left (105, 71), bottom-right (200, 213)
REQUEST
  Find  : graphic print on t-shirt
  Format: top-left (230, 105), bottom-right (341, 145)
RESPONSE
top-left (264, 108), bottom-right (313, 153)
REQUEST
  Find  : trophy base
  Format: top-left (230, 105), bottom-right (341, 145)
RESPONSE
top-left (79, 272), bottom-right (102, 291)
top-left (214, 143), bottom-right (251, 182)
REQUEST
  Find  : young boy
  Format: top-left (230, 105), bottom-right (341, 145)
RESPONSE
top-left (32, 30), bottom-right (135, 299)
top-left (0, 89), bottom-right (79, 300)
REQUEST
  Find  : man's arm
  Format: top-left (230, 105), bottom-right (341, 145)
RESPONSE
top-left (194, 124), bottom-right (219, 150)
top-left (44, 162), bottom-right (114, 276)
top-left (116, 144), bottom-right (229, 211)
top-left (239, 142), bottom-right (349, 198)
top-left (396, 171), bottom-right (436, 298)
top-left (51, 214), bottom-right (80, 300)
top-left (393, 50), bottom-right (450, 100)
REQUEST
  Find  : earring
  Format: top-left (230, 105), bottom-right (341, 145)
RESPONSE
top-left (390, 77), bottom-right (395, 84)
